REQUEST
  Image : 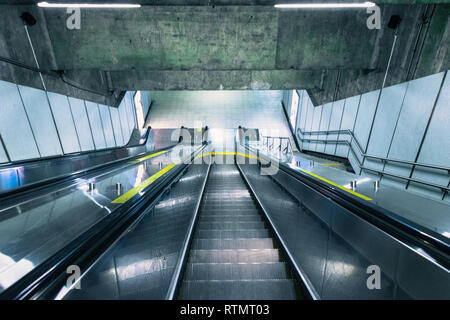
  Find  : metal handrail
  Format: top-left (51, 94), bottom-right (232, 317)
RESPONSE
top-left (261, 135), bottom-right (293, 157)
top-left (296, 128), bottom-right (450, 196)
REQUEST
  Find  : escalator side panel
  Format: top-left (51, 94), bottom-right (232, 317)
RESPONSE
top-left (63, 164), bottom-right (209, 300)
top-left (238, 163), bottom-right (450, 300)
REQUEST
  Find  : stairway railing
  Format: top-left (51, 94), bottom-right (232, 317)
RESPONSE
top-left (260, 135), bottom-right (293, 158)
top-left (296, 128), bottom-right (450, 199)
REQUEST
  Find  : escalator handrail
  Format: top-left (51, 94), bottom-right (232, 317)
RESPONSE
top-left (165, 160), bottom-right (212, 300)
top-left (238, 137), bottom-right (450, 269)
top-left (0, 143), bottom-right (179, 205)
top-left (0, 144), bottom-right (207, 300)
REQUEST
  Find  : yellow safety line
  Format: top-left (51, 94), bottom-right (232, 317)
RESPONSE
top-left (322, 163), bottom-right (341, 166)
top-left (112, 164), bottom-right (176, 204)
top-left (297, 168), bottom-right (372, 201)
top-left (194, 151), bottom-right (259, 160)
top-left (129, 150), bottom-right (168, 164)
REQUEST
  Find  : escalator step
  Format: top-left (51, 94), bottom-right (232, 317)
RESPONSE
top-left (185, 262), bottom-right (291, 280)
top-left (196, 229), bottom-right (270, 239)
top-left (199, 209), bottom-right (260, 215)
top-left (180, 279), bottom-right (298, 300)
top-left (199, 215), bottom-right (262, 223)
top-left (189, 249), bottom-right (281, 263)
top-left (192, 238), bottom-right (274, 250)
top-left (197, 221), bottom-right (266, 230)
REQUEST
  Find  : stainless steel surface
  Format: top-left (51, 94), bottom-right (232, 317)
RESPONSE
top-left (0, 128), bottom-right (180, 194)
top-left (63, 164), bottom-right (209, 299)
top-left (237, 157), bottom-right (450, 299)
top-left (264, 148), bottom-right (450, 239)
top-left (0, 145), bottom-right (196, 294)
top-left (178, 163), bottom-right (300, 300)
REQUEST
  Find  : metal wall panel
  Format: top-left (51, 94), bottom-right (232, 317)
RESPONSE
top-left (384, 72), bottom-right (445, 189)
top-left (124, 91), bottom-right (136, 134)
top-left (297, 91), bottom-right (310, 150)
top-left (18, 85), bottom-right (63, 157)
top-left (85, 101), bottom-right (107, 149)
top-left (0, 141), bottom-right (8, 163)
top-left (240, 163), bottom-right (449, 299)
top-left (140, 91), bottom-right (151, 119)
top-left (68, 97), bottom-right (95, 151)
top-left (303, 100), bottom-right (315, 151)
top-left (335, 95), bottom-right (360, 158)
top-left (47, 92), bottom-right (81, 154)
top-left (350, 90), bottom-right (379, 173)
top-left (364, 82), bottom-right (408, 175)
top-left (0, 80), bottom-right (40, 161)
top-left (316, 102), bottom-right (332, 154)
top-left (309, 105), bottom-right (322, 151)
top-left (110, 107), bottom-right (124, 146)
top-left (99, 104), bottom-right (116, 148)
top-left (410, 72), bottom-right (450, 200)
top-left (118, 100), bottom-right (131, 144)
top-left (324, 99), bottom-right (345, 155)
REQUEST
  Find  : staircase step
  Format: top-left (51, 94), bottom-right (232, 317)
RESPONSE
top-left (189, 249), bottom-right (281, 263)
top-left (196, 229), bottom-right (270, 239)
top-left (197, 221), bottom-right (266, 230)
top-left (180, 279), bottom-right (298, 300)
top-left (192, 238), bottom-right (274, 250)
top-left (199, 215), bottom-right (261, 223)
top-left (185, 262), bottom-right (290, 281)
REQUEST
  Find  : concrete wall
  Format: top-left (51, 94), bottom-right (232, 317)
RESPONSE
top-left (0, 79), bottom-right (145, 163)
top-left (290, 70), bottom-right (450, 202)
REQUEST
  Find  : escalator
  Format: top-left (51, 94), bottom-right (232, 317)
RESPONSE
top-left (178, 164), bottom-right (301, 300)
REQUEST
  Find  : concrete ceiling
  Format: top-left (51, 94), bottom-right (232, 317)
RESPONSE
top-left (0, 1), bottom-right (448, 106)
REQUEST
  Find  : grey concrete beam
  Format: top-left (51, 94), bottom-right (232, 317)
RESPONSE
top-left (108, 69), bottom-right (324, 90)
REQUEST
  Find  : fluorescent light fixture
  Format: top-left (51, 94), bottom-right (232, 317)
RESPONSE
top-left (37, 2), bottom-right (141, 8)
top-left (274, 2), bottom-right (376, 9)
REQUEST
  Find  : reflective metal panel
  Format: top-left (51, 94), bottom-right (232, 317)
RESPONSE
top-left (18, 85), bottom-right (63, 157)
top-left (118, 99), bottom-right (131, 143)
top-left (63, 164), bottom-right (208, 300)
top-left (324, 99), bottom-right (344, 155)
top-left (68, 97), bottom-right (95, 151)
top-left (99, 104), bottom-right (116, 148)
top-left (239, 162), bottom-right (450, 299)
top-left (47, 92), bottom-right (81, 154)
top-left (0, 146), bottom-right (196, 294)
top-left (364, 82), bottom-right (408, 175)
top-left (336, 96), bottom-right (359, 157)
top-left (85, 101), bottom-right (106, 149)
top-left (110, 108), bottom-right (125, 146)
top-left (0, 80), bottom-right (40, 161)
top-left (410, 73), bottom-right (450, 201)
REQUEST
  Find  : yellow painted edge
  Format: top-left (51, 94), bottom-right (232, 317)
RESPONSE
top-left (194, 152), bottom-right (259, 160)
top-left (129, 150), bottom-right (168, 164)
top-left (322, 163), bottom-right (341, 166)
top-left (297, 168), bottom-right (372, 201)
top-left (112, 163), bottom-right (176, 204)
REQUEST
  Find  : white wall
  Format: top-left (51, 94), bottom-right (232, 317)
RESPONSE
top-left (148, 90), bottom-right (292, 139)
top-left (0, 79), bottom-right (141, 163)
top-left (293, 71), bottom-right (450, 202)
